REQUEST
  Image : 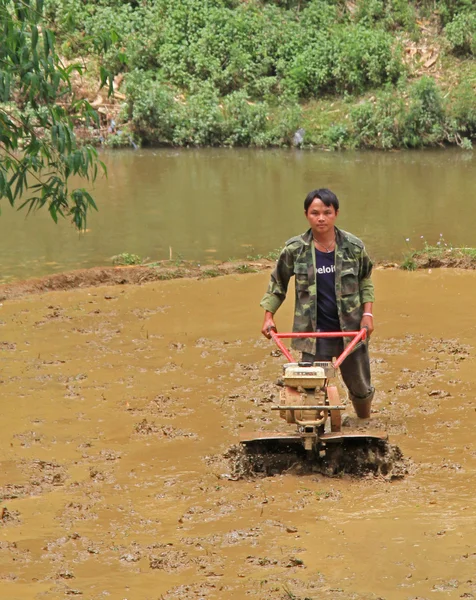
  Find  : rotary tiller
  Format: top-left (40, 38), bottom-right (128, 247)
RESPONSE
top-left (240, 329), bottom-right (387, 459)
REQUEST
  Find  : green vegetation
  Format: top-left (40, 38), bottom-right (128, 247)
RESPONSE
top-left (236, 264), bottom-right (258, 273)
top-left (246, 248), bottom-right (281, 261)
top-left (200, 268), bottom-right (222, 278)
top-left (444, 7), bottom-right (476, 56)
top-left (401, 237), bottom-right (476, 270)
top-left (111, 252), bottom-right (143, 265)
top-left (0, 0), bottom-right (116, 229)
top-left (5, 0), bottom-right (476, 153)
top-left (310, 76), bottom-right (475, 150)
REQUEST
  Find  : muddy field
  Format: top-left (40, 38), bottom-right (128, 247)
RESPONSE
top-left (1, 269), bottom-right (476, 600)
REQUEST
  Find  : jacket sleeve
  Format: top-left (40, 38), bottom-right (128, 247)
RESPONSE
top-left (260, 245), bottom-right (295, 314)
top-left (358, 246), bottom-right (375, 304)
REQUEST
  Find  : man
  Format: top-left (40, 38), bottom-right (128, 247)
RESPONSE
top-left (260, 188), bottom-right (375, 418)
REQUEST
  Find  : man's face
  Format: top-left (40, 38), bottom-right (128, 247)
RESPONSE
top-left (305, 198), bottom-right (338, 235)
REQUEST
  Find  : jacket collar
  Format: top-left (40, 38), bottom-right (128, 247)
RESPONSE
top-left (303, 227), bottom-right (346, 247)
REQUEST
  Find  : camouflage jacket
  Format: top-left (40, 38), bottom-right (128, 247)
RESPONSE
top-left (260, 227), bottom-right (374, 354)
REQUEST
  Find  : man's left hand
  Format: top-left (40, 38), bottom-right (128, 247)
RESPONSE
top-left (360, 315), bottom-right (374, 337)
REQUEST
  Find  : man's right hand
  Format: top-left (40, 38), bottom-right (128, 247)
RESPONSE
top-left (261, 311), bottom-right (276, 339)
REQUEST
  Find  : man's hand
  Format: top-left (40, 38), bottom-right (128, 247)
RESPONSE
top-left (261, 311), bottom-right (277, 339)
top-left (360, 314), bottom-right (374, 337)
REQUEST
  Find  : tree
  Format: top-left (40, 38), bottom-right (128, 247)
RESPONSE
top-left (0, 0), bottom-right (109, 230)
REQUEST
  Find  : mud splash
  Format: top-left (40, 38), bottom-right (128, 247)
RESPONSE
top-left (227, 440), bottom-right (409, 480)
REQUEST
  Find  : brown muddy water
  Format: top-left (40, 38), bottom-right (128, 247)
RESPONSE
top-left (0, 148), bottom-right (475, 282)
top-left (1, 269), bottom-right (476, 599)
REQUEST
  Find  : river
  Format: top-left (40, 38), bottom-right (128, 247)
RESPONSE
top-left (0, 147), bottom-right (474, 282)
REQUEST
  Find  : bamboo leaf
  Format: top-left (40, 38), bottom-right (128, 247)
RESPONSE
top-left (31, 25), bottom-right (38, 50)
top-left (0, 1), bottom-right (104, 230)
top-left (49, 203), bottom-right (58, 223)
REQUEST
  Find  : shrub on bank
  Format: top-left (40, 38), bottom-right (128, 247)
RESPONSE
top-left (401, 244), bottom-right (476, 270)
top-left (285, 24), bottom-right (404, 97)
top-left (346, 78), bottom-right (474, 149)
top-left (123, 72), bottom-right (301, 147)
top-left (42, 0), bottom-right (475, 150)
top-left (449, 81), bottom-right (476, 139)
top-left (46, 0), bottom-right (406, 99)
top-left (445, 11), bottom-right (476, 57)
top-left (123, 72), bottom-right (475, 149)
top-left (353, 0), bottom-right (418, 34)
top-left (438, 0), bottom-right (475, 26)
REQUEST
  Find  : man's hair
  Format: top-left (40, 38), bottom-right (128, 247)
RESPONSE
top-left (304, 188), bottom-right (339, 213)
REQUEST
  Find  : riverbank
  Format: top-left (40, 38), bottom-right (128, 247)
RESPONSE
top-left (81, 73), bottom-right (476, 152)
top-left (0, 260), bottom-right (273, 301)
top-left (1, 245), bottom-right (476, 302)
top-left (55, 0), bottom-right (475, 151)
top-left (401, 245), bottom-right (476, 270)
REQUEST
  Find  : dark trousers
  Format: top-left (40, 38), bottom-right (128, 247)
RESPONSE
top-left (302, 337), bottom-right (374, 403)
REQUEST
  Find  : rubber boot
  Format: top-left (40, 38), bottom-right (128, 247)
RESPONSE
top-left (350, 388), bottom-right (375, 419)
top-left (351, 398), bottom-right (372, 419)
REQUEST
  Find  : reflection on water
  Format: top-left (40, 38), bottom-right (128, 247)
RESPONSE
top-left (0, 147), bottom-right (474, 282)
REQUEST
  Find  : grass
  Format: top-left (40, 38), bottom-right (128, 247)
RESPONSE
top-left (236, 264), bottom-right (257, 273)
top-left (111, 252), bottom-right (143, 266)
top-left (155, 271), bottom-right (183, 280)
top-left (110, 244), bottom-right (476, 276)
top-left (401, 244), bottom-right (476, 270)
top-left (200, 268), bottom-right (221, 278)
top-left (282, 586), bottom-right (313, 600)
top-left (401, 254), bottom-right (418, 271)
top-left (245, 248), bottom-right (281, 261)
top-left (300, 95), bottom-right (352, 148)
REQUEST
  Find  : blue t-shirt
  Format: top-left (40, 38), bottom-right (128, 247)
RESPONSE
top-left (315, 248), bottom-right (340, 332)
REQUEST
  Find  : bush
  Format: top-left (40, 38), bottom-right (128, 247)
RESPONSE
top-left (353, 0), bottom-right (417, 32)
top-left (124, 72), bottom-right (179, 143)
top-left (124, 70), bottom-right (300, 147)
top-left (349, 78), bottom-right (450, 149)
top-left (285, 24), bottom-right (404, 97)
top-left (436, 0), bottom-right (475, 26)
top-left (402, 77), bottom-right (447, 146)
top-left (46, 0), bottom-right (406, 102)
top-left (322, 123), bottom-right (351, 149)
top-left (143, 0), bottom-right (288, 97)
top-left (41, 0), bottom-right (475, 150)
top-left (445, 11), bottom-right (476, 56)
top-left (111, 253), bottom-right (142, 265)
top-left (350, 91), bottom-right (405, 149)
top-left (171, 83), bottom-right (225, 146)
top-left (44, 0), bottom-right (91, 34)
top-left (222, 91), bottom-right (269, 146)
top-left (448, 81), bottom-right (476, 139)
top-left (265, 103), bottom-right (303, 146)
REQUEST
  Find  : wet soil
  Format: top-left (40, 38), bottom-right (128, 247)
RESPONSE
top-left (1, 269), bottom-right (476, 599)
top-left (408, 249), bottom-right (476, 270)
top-left (0, 260), bottom-right (273, 301)
top-left (0, 255), bottom-right (467, 303)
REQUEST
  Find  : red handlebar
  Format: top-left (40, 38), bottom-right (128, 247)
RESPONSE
top-left (269, 329), bottom-right (367, 368)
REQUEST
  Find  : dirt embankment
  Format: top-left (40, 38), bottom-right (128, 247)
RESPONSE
top-left (0, 260), bottom-right (274, 302)
top-left (2, 250), bottom-right (475, 303)
top-left (409, 250), bottom-right (476, 270)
